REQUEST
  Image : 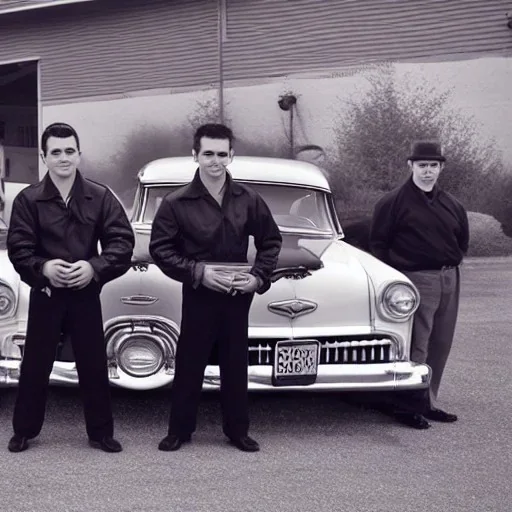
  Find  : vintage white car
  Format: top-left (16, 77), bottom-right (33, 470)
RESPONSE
top-left (0, 157), bottom-right (430, 393)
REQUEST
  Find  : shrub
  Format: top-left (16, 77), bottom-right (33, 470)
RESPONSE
top-left (330, 64), bottom-right (505, 217)
top-left (466, 211), bottom-right (512, 257)
top-left (486, 166), bottom-right (512, 237)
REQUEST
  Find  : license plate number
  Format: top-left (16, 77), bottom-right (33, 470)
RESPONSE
top-left (272, 340), bottom-right (319, 386)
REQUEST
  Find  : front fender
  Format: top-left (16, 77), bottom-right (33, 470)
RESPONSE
top-left (343, 244), bottom-right (416, 357)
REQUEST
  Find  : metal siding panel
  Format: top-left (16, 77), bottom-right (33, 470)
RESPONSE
top-left (0, 0), bottom-right (511, 102)
top-left (223, 0), bottom-right (512, 79)
top-left (0, 0), bottom-right (219, 102)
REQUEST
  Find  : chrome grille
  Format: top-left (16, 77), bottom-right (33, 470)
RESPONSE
top-left (319, 339), bottom-right (396, 364)
top-left (248, 342), bottom-right (273, 365)
top-left (248, 336), bottom-right (398, 365)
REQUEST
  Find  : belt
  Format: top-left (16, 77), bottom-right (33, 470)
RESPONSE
top-left (420, 265), bottom-right (458, 272)
top-left (439, 265), bottom-right (458, 271)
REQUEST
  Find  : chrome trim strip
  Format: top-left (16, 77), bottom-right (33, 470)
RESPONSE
top-left (120, 295), bottom-right (159, 305)
top-left (103, 315), bottom-right (179, 331)
top-left (277, 226), bottom-right (334, 236)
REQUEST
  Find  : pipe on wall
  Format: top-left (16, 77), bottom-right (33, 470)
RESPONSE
top-left (218, 0), bottom-right (226, 124)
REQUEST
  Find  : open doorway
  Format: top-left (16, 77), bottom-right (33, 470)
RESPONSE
top-left (0, 60), bottom-right (39, 186)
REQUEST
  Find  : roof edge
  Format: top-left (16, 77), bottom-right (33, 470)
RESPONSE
top-left (0, 0), bottom-right (94, 15)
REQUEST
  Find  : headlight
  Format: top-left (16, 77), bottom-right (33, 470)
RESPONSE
top-left (117, 336), bottom-right (164, 378)
top-left (0, 283), bottom-right (16, 319)
top-left (379, 282), bottom-right (419, 321)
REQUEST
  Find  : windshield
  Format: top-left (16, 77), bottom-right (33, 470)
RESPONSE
top-left (141, 183), bottom-right (335, 234)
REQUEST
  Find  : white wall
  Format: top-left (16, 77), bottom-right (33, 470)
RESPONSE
top-left (41, 56), bottom-right (512, 184)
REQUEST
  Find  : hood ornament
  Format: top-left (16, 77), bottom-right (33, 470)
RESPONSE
top-left (268, 299), bottom-right (317, 319)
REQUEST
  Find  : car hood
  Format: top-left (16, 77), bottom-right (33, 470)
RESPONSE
top-left (270, 238), bottom-right (372, 332)
top-left (106, 231), bottom-right (412, 334)
top-left (113, 231), bottom-right (372, 332)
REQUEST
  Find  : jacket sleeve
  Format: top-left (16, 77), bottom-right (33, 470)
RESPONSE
top-left (88, 189), bottom-right (135, 286)
top-left (369, 195), bottom-right (395, 264)
top-left (7, 193), bottom-right (49, 289)
top-left (248, 193), bottom-right (282, 294)
top-left (149, 197), bottom-right (204, 286)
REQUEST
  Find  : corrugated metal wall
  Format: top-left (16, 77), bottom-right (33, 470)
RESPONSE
top-left (0, 0), bottom-right (219, 102)
top-left (223, 0), bottom-right (512, 79)
top-left (0, 0), bottom-right (511, 102)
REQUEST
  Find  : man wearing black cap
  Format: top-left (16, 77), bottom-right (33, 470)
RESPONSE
top-left (369, 141), bottom-right (469, 429)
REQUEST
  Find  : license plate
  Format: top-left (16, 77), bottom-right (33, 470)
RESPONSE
top-left (272, 340), bottom-right (319, 386)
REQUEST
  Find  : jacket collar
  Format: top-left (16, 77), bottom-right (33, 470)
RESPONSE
top-left (182, 168), bottom-right (244, 199)
top-left (37, 170), bottom-right (93, 202)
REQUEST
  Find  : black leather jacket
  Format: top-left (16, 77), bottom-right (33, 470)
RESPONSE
top-left (149, 169), bottom-right (282, 294)
top-left (7, 171), bottom-right (134, 289)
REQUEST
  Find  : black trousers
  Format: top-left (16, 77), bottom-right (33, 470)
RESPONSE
top-left (13, 283), bottom-right (113, 440)
top-left (168, 285), bottom-right (253, 439)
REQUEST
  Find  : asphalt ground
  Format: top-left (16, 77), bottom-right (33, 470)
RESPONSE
top-left (0, 257), bottom-right (510, 512)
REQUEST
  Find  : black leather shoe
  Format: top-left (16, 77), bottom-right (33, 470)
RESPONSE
top-left (158, 434), bottom-right (191, 452)
top-left (424, 407), bottom-right (458, 423)
top-left (89, 436), bottom-right (123, 453)
top-left (8, 434), bottom-right (29, 453)
top-left (229, 435), bottom-right (260, 452)
top-left (394, 412), bottom-right (431, 430)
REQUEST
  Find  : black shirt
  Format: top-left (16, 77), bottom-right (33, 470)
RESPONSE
top-left (7, 171), bottom-right (135, 288)
top-left (149, 169), bottom-right (282, 293)
top-left (369, 177), bottom-right (469, 271)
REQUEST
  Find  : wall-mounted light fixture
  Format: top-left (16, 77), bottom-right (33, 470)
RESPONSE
top-left (507, 12), bottom-right (512, 29)
top-left (278, 94), bottom-right (297, 111)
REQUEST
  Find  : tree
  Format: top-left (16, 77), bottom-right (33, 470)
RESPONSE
top-left (332, 65), bottom-right (505, 215)
top-left (84, 96), bottom-right (288, 206)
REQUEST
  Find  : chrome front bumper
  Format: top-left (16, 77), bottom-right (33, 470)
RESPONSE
top-left (0, 359), bottom-right (430, 391)
top-left (230, 362), bottom-right (428, 391)
top-left (1, 319), bottom-right (429, 391)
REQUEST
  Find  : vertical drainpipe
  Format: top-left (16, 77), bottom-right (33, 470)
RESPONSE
top-left (289, 107), bottom-right (294, 158)
top-left (218, 0), bottom-right (226, 124)
top-left (278, 94), bottom-right (297, 158)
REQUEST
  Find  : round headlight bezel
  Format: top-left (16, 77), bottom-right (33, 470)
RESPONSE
top-left (0, 281), bottom-right (17, 319)
top-left (117, 335), bottom-right (165, 378)
top-left (379, 281), bottom-right (419, 321)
